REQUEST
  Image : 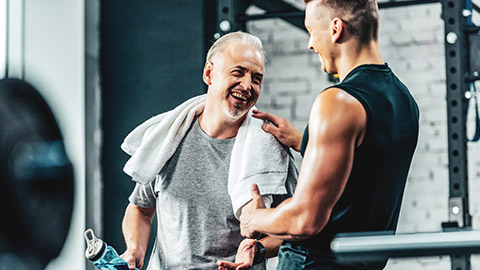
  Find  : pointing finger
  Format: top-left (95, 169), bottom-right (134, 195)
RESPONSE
top-left (261, 122), bottom-right (280, 136)
top-left (253, 110), bottom-right (280, 125)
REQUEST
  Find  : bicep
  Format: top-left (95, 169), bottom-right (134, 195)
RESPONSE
top-left (290, 89), bottom-right (366, 226)
top-left (125, 203), bottom-right (156, 220)
top-left (135, 204), bottom-right (156, 218)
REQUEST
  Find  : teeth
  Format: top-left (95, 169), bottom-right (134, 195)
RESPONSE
top-left (232, 92), bottom-right (248, 101)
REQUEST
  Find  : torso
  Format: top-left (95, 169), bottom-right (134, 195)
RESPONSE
top-left (290, 64), bottom-right (419, 269)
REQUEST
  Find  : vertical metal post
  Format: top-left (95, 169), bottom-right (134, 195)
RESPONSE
top-left (215, 0), bottom-right (249, 39)
top-left (216, 0), bottom-right (237, 38)
top-left (442, 0), bottom-right (472, 269)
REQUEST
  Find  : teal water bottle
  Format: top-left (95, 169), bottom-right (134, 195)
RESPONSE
top-left (84, 228), bottom-right (139, 270)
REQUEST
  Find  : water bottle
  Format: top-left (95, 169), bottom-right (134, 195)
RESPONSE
top-left (84, 228), bottom-right (139, 270)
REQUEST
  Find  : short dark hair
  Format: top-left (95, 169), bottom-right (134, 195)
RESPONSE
top-left (304, 0), bottom-right (379, 44)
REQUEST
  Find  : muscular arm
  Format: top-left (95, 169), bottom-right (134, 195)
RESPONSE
top-left (259, 235), bottom-right (283, 258)
top-left (241, 88), bottom-right (367, 240)
top-left (121, 203), bottom-right (156, 269)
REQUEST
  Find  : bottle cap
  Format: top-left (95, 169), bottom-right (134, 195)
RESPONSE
top-left (84, 228), bottom-right (106, 261)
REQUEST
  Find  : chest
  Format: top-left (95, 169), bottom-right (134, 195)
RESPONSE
top-left (154, 124), bottom-right (235, 214)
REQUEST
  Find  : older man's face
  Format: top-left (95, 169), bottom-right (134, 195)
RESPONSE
top-left (206, 42), bottom-right (264, 122)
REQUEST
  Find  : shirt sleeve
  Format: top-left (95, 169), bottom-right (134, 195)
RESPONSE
top-left (128, 180), bottom-right (157, 209)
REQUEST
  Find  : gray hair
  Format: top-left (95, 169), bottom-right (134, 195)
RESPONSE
top-left (206, 31), bottom-right (265, 62)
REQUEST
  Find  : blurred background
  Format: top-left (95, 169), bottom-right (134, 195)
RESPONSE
top-left (1, 0), bottom-right (480, 269)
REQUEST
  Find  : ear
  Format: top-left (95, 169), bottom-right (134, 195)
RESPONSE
top-left (330, 17), bottom-right (345, 43)
top-left (203, 61), bottom-right (214, 85)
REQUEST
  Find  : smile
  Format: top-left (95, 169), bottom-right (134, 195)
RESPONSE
top-left (231, 92), bottom-right (249, 101)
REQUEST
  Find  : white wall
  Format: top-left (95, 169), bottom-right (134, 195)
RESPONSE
top-left (0, 0), bottom-right (6, 78)
top-left (21, 0), bottom-right (86, 269)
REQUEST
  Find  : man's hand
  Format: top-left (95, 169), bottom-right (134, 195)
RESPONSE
top-left (217, 238), bottom-right (258, 270)
top-left (239, 184), bottom-right (266, 239)
top-left (252, 109), bottom-right (303, 152)
top-left (121, 247), bottom-right (145, 270)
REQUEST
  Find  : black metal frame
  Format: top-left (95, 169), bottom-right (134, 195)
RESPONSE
top-left (442, 0), bottom-right (471, 231)
top-left (214, 0), bottom-right (480, 269)
top-left (442, 0), bottom-right (480, 267)
top-left (221, 0), bottom-right (446, 34)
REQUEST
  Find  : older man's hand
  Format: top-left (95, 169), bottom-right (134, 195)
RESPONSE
top-left (217, 238), bottom-right (257, 270)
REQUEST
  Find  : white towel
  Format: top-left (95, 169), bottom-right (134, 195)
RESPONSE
top-left (121, 94), bottom-right (289, 218)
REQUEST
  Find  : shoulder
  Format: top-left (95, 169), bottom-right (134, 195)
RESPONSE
top-left (309, 87), bottom-right (367, 145)
top-left (315, 87), bottom-right (364, 113)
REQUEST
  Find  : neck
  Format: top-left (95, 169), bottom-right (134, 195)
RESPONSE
top-left (198, 100), bottom-right (245, 139)
top-left (336, 40), bottom-right (384, 82)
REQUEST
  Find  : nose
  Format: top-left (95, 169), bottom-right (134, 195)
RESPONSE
top-left (307, 36), bottom-right (314, 51)
top-left (239, 75), bottom-right (252, 91)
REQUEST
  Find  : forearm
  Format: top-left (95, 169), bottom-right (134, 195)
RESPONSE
top-left (122, 203), bottom-right (155, 253)
top-left (258, 236), bottom-right (283, 258)
top-left (248, 198), bottom-right (327, 241)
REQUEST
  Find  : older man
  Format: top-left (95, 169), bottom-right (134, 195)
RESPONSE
top-left (120, 31), bottom-right (297, 270)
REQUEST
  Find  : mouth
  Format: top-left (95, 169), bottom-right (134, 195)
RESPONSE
top-left (230, 90), bottom-right (251, 102)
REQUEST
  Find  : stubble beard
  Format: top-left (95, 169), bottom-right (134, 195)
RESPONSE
top-left (218, 87), bottom-right (255, 123)
top-left (221, 101), bottom-right (248, 123)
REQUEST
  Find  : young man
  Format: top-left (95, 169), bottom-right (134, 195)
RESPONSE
top-left (237, 1), bottom-right (419, 269)
top-left (120, 32), bottom-right (297, 270)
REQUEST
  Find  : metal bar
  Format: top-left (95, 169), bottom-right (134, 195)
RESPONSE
top-left (330, 230), bottom-right (480, 262)
top-left (238, 10), bottom-right (304, 21)
top-left (442, 0), bottom-right (471, 227)
top-left (442, 0), bottom-right (472, 268)
top-left (251, 0), bottom-right (305, 31)
top-left (465, 26), bottom-right (480, 33)
top-left (467, 74), bottom-right (480, 82)
top-left (217, 0), bottom-right (237, 35)
top-left (240, 0), bottom-right (440, 25)
top-left (378, 0), bottom-right (440, 8)
top-left (216, 0), bottom-right (250, 35)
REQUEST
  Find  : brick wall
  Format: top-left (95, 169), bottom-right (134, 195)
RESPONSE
top-left (247, 2), bottom-right (480, 269)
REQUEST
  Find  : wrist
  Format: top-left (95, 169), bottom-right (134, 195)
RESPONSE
top-left (252, 241), bottom-right (266, 265)
top-left (293, 130), bottom-right (302, 152)
top-left (127, 245), bottom-right (145, 255)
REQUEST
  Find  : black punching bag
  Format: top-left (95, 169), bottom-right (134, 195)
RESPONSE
top-left (0, 78), bottom-right (74, 270)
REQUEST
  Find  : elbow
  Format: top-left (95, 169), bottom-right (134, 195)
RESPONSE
top-left (296, 223), bottom-right (324, 238)
top-left (291, 214), bottom-right (328, 238)
top-left (299, 226), bottom-right (322, 238)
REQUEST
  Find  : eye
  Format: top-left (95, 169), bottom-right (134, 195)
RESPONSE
top-left (232, 70), bottom-right (244, 76)
top-left (253, 76), bottom-right (262, 84)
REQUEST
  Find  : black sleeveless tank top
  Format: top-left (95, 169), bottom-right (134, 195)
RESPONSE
top-left (291, 64), bottom-right (419, 268)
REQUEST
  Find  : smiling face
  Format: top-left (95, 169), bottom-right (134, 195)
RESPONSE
top-left (203, 42), bottom-right (264, 122)
top-left (305, 2), bottom-right (336, 74)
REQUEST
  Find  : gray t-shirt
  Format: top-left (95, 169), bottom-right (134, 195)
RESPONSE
top-left (129, 118), bottom-right (297, 270)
